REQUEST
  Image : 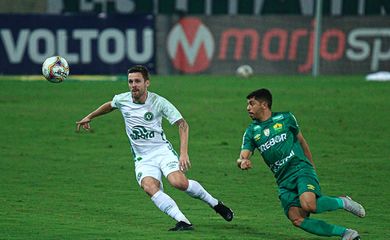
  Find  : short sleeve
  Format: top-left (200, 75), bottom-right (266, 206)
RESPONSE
top-left (288, 112), bottom-right (300, 135)
top-left (111, 94), bottom-right (119, 109)
top-left (241, 128), bottom-right (255, 152)
top-left (159, 97), bottom-right (182, 125)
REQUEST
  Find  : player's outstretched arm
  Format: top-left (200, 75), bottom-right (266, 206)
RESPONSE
top-left (76, 101), bottom-right (114, 132)
top-left (237, 150), bottom-right (253, 170)
top-left (175, 118), bottom-right (191, 172)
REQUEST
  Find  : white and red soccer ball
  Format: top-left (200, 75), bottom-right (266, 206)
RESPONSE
top-left (42, 56), bottom-right (69, 83)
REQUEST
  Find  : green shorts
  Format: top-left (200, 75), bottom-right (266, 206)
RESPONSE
top-left (278, 164), bottom-right (321, 217)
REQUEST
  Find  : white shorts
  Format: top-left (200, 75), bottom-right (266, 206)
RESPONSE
top-left (134, 146), bottom-right (180, 188)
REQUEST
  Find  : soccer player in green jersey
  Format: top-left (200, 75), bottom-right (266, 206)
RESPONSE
top-left (237, 88), bottom-right (365, 240)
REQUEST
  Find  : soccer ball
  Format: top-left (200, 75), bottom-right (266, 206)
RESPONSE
top-left (236, 65), bottom-right (253, 78)
top-left (42, 56), bottom-right (69, 83)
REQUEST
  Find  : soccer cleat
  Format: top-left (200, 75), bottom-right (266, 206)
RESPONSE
top-left (168, 221), bottom-right (194, 231)
top-left (340, 196), bottom-right (366, 218)
top-left (213, 201), bottom-right (234, 222)
top-left (342, 229), bottom-right (360, 240)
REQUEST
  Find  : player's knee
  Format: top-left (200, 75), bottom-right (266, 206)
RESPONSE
top-left (168, 172), bottom-right (189, 190)
top-left (301, 202), bottom-right (317, 213)
top-left (290, 217), bottom-right (304, 227)
top-left (171, 179), bottom-right (189, 191)
top-left (142, 184), bottom-right (160, 196)
top-left (300, 192), bottom-right (317, 212)
top-left (141, 179), bottom-right (160, 196)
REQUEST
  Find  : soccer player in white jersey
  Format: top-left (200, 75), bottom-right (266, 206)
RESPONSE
top-left (76, 65), bottom-right (233, 231)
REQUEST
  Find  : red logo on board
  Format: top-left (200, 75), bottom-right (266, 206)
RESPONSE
top-left (167, 17), bottom-right (215, 73)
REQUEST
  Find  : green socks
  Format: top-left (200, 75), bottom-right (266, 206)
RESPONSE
top-left (296, 196), bottom-right (347, 237)
top-left (315, 196), bottom-right (344, 213)
top-left (300, 218), bottom-right (346, 236)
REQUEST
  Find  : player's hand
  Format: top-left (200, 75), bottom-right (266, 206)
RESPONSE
top-left (76, 117), bottom-right (92, 132)
top-left (237, 158), bottom-right (252, 170)
top-left (179, 154), bottom-right (191, 172)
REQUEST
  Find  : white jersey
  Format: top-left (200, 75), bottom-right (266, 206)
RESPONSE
top-left (111, 91), bottom-right (182, 160)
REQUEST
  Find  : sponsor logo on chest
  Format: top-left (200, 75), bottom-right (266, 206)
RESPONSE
top-left (259, 133), bottom-right (287, 152)
top-left (270, 149), bottom-right (295, 173)
top-left (130, 125), bottom-right (155, 140)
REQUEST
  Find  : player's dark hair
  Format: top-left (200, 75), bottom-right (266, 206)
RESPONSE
top-left (128, 65), bottom-right (150, 80)
top-left (247, 88), bottom-right (272, 109)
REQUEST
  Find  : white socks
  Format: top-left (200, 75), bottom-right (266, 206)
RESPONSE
top-left (150, 180), bottom-right (218, 225)
top-left (185, 179), bottom-right (218, 207)
top-left (151, 190), bottom-right (191, 224)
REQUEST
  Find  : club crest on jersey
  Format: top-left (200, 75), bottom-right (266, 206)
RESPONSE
top-left (273, 123), bottom-right (283, 131)
top-left (254, 133), bottom-right (261, 141)
top-left (263, 128), bottom-right (270, 137)
top-left (144, 112), bottom-right (154, 121)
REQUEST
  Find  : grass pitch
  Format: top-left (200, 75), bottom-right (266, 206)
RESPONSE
top-left (0, 75), bottom-right (389, 239)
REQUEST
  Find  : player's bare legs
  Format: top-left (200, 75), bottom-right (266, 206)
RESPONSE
top-left (141, 176), bottom-right (161, 197)
top-left (300, 192), bottom-right (317, 212)
top-left (167, 171), bottom-right (234, 221)
top-left (166, 171), bottom-right (189, 190)
top-left (288, 206), bottom-right (310, 227)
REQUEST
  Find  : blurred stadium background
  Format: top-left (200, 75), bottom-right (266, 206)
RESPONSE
top-left (0, 0), bottom-right (389, 76)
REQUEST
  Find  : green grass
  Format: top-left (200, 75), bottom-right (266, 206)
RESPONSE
top-left (1, 75), bottom-right (389, 239)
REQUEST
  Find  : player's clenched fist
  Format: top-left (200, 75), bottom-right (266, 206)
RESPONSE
top-left (237, 158), bottom-right (252, 170)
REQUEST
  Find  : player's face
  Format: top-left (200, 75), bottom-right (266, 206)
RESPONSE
top-left (128, 72), bottom-right (150, 102)
top-left (247, 97), bottom-right (266, 119)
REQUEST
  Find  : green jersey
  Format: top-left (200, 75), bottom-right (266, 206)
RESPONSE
top-left (241, 112), bottom-right (312, 184)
